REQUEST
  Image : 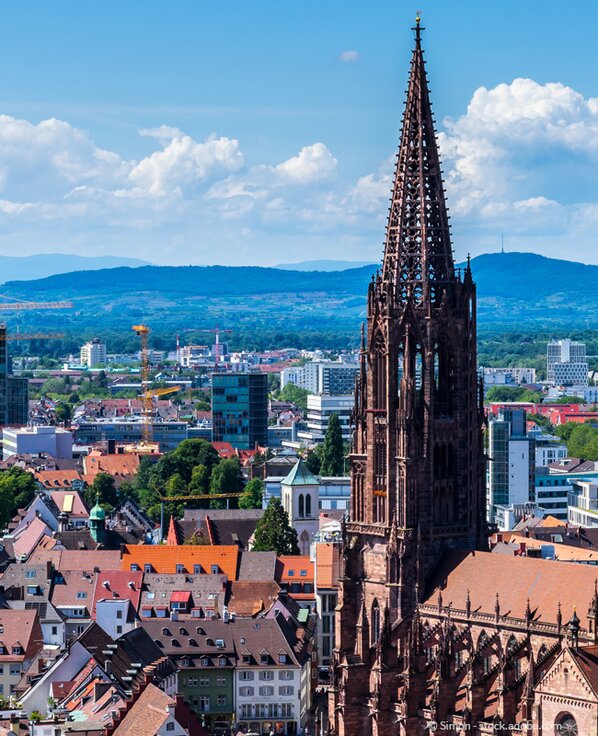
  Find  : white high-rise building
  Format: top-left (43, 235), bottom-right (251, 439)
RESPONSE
top-left (281, 361), bottom-right (359, 395)
top-left (296, 394), bottom-right (353, 445)
top-left (546, 339), bottom-right (588, 386)
top-left (80, 338), bottom-right (107, 368)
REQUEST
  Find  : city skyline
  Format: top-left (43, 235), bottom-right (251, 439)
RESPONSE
top-left (0, 2), bottom-right (596, 267)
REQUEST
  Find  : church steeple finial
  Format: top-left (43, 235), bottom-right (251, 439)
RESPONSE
top-left (413, 11), bottom-right (424, 45)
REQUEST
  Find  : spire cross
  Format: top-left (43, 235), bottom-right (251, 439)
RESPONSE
top-left (413, 11), bottom-right (424, 43)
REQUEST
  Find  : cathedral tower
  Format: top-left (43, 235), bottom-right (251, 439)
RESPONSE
top-left (330, 17), bottom-right (486, 735)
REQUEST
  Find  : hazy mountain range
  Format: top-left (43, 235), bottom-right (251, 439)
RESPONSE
top-left (0, 253), bottom-right (150, 283)
top-left (0, 251), bottom-right (596, 334)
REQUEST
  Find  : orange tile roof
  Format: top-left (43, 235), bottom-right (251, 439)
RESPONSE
top-left (120, 544), bottom-right (240, 579)
top-left (315, 543), bottom-right (340, 590)
top-left (34, 470), bottom-right (84, 489)
top-left (83, 453), bottom-right (140, 478)
top-left (426, 550), bottom-right (598, 623)
top-left (539, 515), bottom-right (567, 527)
top-left (277, 555), bottom-right (314, 581)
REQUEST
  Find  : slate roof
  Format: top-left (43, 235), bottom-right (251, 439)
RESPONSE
top-left (140, 619), bottom-right (236, 663)
top-left (0, 562), bottom-right (53, 602)
top-left (198, 510), bottom-right (263, 549)
top-left (281, 458), bottom-right (319, 486)
top-left (237, 551), bottom-right (277, 581)
top-left (139, 572), bottom-right (227, 618)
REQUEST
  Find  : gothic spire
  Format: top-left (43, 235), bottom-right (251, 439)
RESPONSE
top-left (382, 14), bottom-right (454, 306)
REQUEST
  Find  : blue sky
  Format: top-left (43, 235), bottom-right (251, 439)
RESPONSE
top-left (0, 0), bottom-right (596, 266)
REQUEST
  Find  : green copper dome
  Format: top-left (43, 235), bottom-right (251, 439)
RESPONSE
top-left (90, 501), bottom-right (106, 521)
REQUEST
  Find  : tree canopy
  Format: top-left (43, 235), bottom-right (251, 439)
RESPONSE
top-left (238, 478), bottom-right (264, 509)
top-left (0, 468), bottom-right (37, 529)
top-left (252, 497), bottom-right (299, 555)
top-left (319, 413), bottom-right (345, 476)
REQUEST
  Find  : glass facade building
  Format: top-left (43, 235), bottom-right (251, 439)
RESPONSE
top-left (211, 373), bottom-right (268, 449)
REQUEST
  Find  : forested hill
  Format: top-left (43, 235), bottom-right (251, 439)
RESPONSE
top-left (0, 251), bottom-right (596, 334)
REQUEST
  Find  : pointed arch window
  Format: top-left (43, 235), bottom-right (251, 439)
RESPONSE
top-left (371, 600), bottom-right (380, 645)
top-left (299, 530), bottom-right (310, 556)
top-left (298, 494), bottom-right (304, 518)
top-left (305, 494), bottom-right (312, 517)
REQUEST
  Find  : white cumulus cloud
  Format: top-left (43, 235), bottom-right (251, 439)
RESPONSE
top-left (128, 135), bottom-right (244, 196)
top-left (274, 143), bottom-right (337, 184)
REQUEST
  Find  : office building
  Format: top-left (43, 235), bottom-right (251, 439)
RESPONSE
top-left (211, 373), bottom-right (268, 449)
top-left (547, 339), bottom-right (588, 386)
top-left (487, 408), bottom-right (535, 525)
top-left (0, 326), bottom-right (29, 426)
top-left (296, 394), bottom-right (353, 445)
top-left (568, 481), bottom-right (598, 528)
top-left (2, 425), bottom-right (73, 461)
top-left (80, 338), bottom-right (107, 368)
top-left (74, 419), bottom-right (187, 451)
top-left (281, 361), bottom-right (359, 395)
top-left (483, 366), bottom-right (537, 388)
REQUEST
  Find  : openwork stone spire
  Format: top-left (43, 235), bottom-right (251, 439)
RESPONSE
top-left (382, 16), bottom-right (454, 305)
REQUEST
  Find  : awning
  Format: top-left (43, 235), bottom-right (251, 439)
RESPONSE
top-left (170, 591), bottom-right (191, 603)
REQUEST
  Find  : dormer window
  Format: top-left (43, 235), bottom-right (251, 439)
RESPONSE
top-left (176, 564), bottom-right (184, 574)
top-left (201, 657), bottom-right (210, 667)
top-left (219, 656), bottom-right (227, 667)
top-left (279, 653), bottom-right (287, 664)
top-left (260, 652), bottom-right (269, 665)
top-left (130, 564), bottom-right (139, 572)
top-left (211, 565), bottom-right (219, 575)
top-left (194, 565), bottom-right (202, 574)
top-left (144, 564), bottom-right (152, 573)
top-left (12, 646), bottom-right (23, 655)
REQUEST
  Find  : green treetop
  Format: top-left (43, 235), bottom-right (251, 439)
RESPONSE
top-left (319, 413), bottom-right (345, 477)
top-left (252, 497), bottom-right (299, 555)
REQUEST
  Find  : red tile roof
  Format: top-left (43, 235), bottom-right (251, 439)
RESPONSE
top-left (425, 549), bottom-right (598, 623)
top-left (91, 570), bottom-right (143, 617)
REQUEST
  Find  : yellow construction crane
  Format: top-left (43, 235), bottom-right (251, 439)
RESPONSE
top-left (141, 385), bottom-right (181, 399)
top-left (132, 324), bottom-right (152, 443)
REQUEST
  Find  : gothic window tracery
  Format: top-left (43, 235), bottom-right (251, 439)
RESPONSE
top-left (555, 714), bottom-right (577, 736)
